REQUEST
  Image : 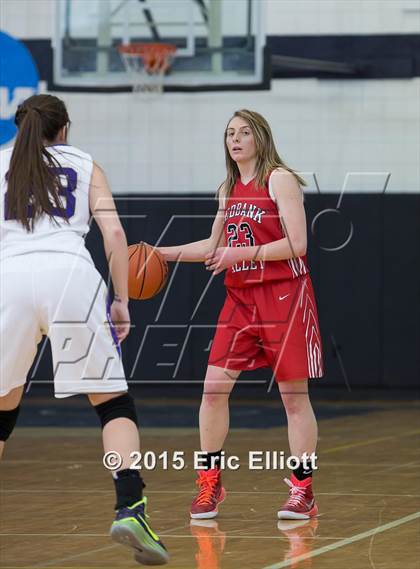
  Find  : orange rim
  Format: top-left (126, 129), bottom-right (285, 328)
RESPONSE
top-left (118, 42), bottom-right (176, 74)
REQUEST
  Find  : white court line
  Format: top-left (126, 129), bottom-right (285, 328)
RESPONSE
top-left (1, 489), bottom-right (419, 497)
top-left (261, 511), bottom-right (420, 569)
top-left (372, 460), bottom-right (420, 474)
top-left (0, 533), bottom-right (344, 540)
top-left (29, 523), bottom-right (189, 568)
top-left (31, 544), bottom-right (118, 568)
top-left (1, 534), bottom-right (110, 537)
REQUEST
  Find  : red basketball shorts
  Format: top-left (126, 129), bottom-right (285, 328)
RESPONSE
top-left (208, 274), bottom-right (324, 382)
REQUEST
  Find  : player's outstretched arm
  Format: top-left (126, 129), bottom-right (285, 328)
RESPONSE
top-left (89, 162), bottom-right (130, 342)
top-left (158, 196), bottom-right (226, 262)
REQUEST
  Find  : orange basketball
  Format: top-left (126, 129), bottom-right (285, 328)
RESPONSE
top-left (128, 242), bottom-right (168, 300)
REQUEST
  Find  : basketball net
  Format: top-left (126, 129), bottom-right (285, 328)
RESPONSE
top-left (118, 43), bottom-right (177, 94)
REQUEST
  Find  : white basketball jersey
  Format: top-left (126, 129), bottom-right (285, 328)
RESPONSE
top-left (0, 144), bottom-right (94, 261)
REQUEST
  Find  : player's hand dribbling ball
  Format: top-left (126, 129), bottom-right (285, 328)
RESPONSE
top-left (128, 242), bottom-right (168, 300)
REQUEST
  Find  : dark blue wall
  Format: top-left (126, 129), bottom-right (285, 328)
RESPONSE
top-left (28, 193), bottom-right (420, 394)
top-left (23, 33), bottom-right (420, 94)
top-left (268, 34), bottom-right (420, 79)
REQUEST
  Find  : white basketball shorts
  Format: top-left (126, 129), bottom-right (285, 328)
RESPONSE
top-left (0, 252), bottom-right (128, 398)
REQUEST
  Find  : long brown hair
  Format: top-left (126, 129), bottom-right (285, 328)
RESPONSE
top-left (219, 109), bottom-right (306, 200)
top-left (6, 94), bottom-right (71, 231)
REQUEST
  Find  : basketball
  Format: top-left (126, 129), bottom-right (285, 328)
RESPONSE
top-left (128, 242), bottom-right (168, 300)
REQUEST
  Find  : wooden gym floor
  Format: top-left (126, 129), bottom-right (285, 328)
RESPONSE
top-left (1, 399), bottom-right (419, 569)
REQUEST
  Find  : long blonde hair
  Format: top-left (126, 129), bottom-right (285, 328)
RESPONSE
top-left (218, 109), bottom-right (306, 200)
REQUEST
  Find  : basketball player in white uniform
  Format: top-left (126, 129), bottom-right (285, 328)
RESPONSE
top-left (0, 95), bottom-right (168, 565)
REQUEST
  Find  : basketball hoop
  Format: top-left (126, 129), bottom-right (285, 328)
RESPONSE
top-left (118, 42), bottom-right (177, 94)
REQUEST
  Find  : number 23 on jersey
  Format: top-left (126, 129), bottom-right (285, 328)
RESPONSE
top-left (226, 221), bottom-right (264, 273)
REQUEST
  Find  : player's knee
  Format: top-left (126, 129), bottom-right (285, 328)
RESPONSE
top-left (0, 406), bottom-right (20, 441)
top-left (0, 385), bottom-right (24, 411)
top-left (87, 391), bottom-right (127, 407)
top-left (281, 393), bottom-right (310, 417)
top-left (202, 368), bottom-right (235, 407)
top-left (201, 386), bottom-right (230, 407)
top-left (93, 392), bottom-right (138, 429)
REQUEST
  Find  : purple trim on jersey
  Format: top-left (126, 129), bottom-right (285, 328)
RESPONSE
top-left (45, 143), bottom-right (70, 147)
top-left (106, 293), bottom-right (122, 358)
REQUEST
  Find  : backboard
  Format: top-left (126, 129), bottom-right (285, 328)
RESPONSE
top-left (53, 0), bottom-right (266, 90)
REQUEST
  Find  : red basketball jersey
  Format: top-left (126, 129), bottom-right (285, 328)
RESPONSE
top-left (223, 171), bottom-right (308, 288)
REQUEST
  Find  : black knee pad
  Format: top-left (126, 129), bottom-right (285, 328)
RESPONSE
top-left (0, 406), bottom-right (20, 441)
top-left (94, 393), bottom-right (138, 429)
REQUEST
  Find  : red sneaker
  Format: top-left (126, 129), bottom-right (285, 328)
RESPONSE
top-left (277, 475), bottom-right (318, 520)
top-left (190, 469), bottom-right (226, 519)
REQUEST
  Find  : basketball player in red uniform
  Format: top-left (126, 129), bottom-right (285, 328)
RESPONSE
top-left (159, 109), bottom-right (323, 520)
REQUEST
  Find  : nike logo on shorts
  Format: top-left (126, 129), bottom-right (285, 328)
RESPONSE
top-left (278, 294), bottom-right (290, 301)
